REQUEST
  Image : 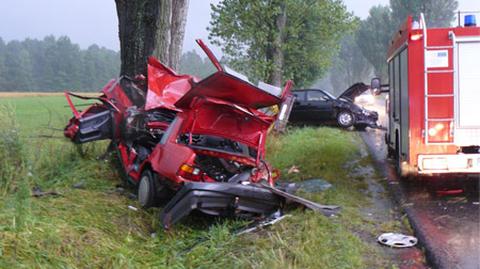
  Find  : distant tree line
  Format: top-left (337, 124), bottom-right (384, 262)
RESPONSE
top-left (178, 50), bottom-right (217, 79)
top-left (0, 35), bottom-right (221, 92)
top-left (0, 36), bottom-right (120, 92)
top-left (325, 0), bottom-right (458, 94)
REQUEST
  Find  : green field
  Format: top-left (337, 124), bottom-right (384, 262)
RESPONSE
top-left (0, 95), bottom-right (401, 268)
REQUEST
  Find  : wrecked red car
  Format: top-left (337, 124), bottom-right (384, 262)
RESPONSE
top-left (64, 40), bottom-right (334, 229)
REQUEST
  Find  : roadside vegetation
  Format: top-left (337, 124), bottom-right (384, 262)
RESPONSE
top-left (1, 95), bottom-right (397, 268)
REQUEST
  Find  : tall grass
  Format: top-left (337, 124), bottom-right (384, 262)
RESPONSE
top-left (0, 95), bottom-right (395, 268)
top-left (0, 104), bottom-right (24, 195)
top-left (0, 104), bottom-right (32, 265)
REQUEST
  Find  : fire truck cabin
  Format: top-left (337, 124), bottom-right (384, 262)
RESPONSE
top-left (386, 13), bottom-right (480, 176)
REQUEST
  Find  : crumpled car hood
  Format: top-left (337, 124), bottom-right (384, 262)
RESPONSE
top-left (337, 82), bottom-right (370, 102)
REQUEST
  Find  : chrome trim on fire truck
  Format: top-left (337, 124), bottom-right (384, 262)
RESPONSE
top-left (454, 37), bottom-right (480, 43)
top-left (424, 69), bottom-right (454, 74)
top-left (426, 94), bottom-right (454, 97)
top-left (418, 153), bottom-right (480, 174)
top-left (426, 45), bottom-right (453, 49)
top-left (421, 13), bottom-right (429, 145)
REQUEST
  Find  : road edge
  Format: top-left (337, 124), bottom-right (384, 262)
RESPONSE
top-left (359, 131), bottom-right (449, 269)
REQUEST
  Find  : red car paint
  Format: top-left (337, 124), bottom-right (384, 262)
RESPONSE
top-left (64, 39), bottom-right (293, 191)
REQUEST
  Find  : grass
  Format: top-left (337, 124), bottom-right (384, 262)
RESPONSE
top-left (0, 95), bottom-right (393, 268)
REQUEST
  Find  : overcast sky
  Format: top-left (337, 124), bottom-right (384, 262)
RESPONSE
top-left (0, 0), bottom-right (478, 56)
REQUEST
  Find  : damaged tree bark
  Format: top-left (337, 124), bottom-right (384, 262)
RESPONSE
top-left (115, 0), bottom-right (189, 77)
top-left (168, 0), bottom-right (189, 71)
top-left (269, 2), bottom-right (286, 87)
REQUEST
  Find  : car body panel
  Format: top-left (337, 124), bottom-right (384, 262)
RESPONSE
top-left (63, 39), bottom-right (298, 227)
top-left (146, 57), bottom-right (196, 111)
top-left (337, 82), bottom-right (371, 102)
top-left (175, 71), bottom-right (284, 109)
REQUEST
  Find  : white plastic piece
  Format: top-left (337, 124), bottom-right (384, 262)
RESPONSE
top-left (257, 81), bottom-right (282, 97)
top-left (378, 233), bottom-right (418, 248)
top-left (224, 66), bottom-right (251, 83)
top-left (128, 205), bottom-right (138, 211)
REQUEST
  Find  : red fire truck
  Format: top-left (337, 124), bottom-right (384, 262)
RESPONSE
top-left (385, 12), bottom-right (480, 177)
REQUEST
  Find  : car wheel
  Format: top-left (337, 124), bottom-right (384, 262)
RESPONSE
top-left (354, 124), bottom-right (368, 131)
top-left (337, 111), bottom-right (354, 128)
top-left (138, 169), bottom-right (159, 209)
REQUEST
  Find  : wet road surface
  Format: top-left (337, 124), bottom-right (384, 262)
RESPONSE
top-left (361, 127), bottom-right (480, 269)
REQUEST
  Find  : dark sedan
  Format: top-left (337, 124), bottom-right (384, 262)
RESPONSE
top-left (289, 83), bottom-right (379, 130)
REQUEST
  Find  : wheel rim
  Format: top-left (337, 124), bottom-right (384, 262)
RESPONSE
top-left (339, 112), bottom-right (352, 126)
top-left (138, 175), bottom-right (150, 207)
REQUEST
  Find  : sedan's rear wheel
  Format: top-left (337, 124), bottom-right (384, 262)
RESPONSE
top-left (337, 111), bottom-right (354, 128)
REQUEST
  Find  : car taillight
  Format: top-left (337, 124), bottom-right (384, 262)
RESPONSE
top-left (178, 164), bottom-right (202, 181)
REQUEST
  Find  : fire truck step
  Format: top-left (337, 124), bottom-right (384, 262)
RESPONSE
top-left (425, 69), bottom-right (454, 74)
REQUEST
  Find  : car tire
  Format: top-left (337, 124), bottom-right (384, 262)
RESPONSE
top-left (138, 169), bottom-right (160, 209)
top-left (354, 124), bottom-right (368, 131)
top-left (336, 110), bottom-right (355, 128)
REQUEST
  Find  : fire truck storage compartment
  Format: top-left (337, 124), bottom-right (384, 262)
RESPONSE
top-left (456, 41), bottom-right (480, 128)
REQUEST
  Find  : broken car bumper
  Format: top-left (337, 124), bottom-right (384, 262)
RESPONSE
top-left (160, 182), bottom-right (282, 229)
top-left (160, 181), bottom-right (341, 229)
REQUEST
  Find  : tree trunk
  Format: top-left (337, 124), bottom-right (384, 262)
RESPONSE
top-left (153, 0), bottom-right (172, 66)
top-left (169, 0), bottom-right (189, 71)
top-left (115, 0), bottom-right (189, 77)
top-left (269, 2), bottom-right (286, 86)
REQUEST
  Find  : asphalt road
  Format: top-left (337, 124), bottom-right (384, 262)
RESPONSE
top-left (360, 99), bottom-right (480, 269)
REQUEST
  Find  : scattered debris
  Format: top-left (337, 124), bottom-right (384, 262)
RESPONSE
top-left (378, 233), bottom-right (418, 248)
top-left (128, 205), bottom-right (138, 211)
top-left (236, 212), bottom-right (291, 235)
top-left (261, 183), bottom-right (340, 217)
top-left (115, 187), bottom-right (125, 194)
top-left (294, 178), bottom-right (332, 193)
top-left (31, 186), bottom-right (61, 198)
top-left (72, 181), bottom-right (86, 189)
top-left (287, 165), bottom-right (300, 174)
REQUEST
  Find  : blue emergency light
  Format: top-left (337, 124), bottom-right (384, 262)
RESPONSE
top-left (465, 15), bottom-right (476, 27)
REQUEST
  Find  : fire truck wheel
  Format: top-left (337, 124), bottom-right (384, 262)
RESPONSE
top-left (337, 111), bottom-right (354, 128)
top-left (138, 169), bottom-right (160, 209)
